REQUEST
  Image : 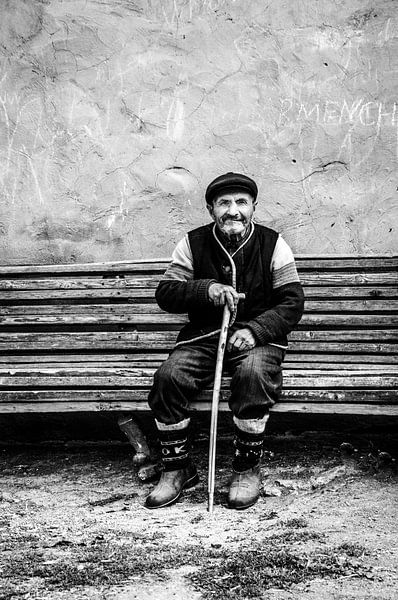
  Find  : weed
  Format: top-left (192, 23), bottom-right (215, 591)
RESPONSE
top-left (0, 581), bottom-right (26, 600)
top-left (0, 540), bottom-right (207, 597)
top-left (282, 517), bottom-right (308, 528)
top-left (269, 530), bottom-right (324, 544)
top-left (335, 542), bottom-right (367, 558)
top-left (0, 529), bottom-right (370, 600)
top-left (189, 541), bottom-right (369, 599)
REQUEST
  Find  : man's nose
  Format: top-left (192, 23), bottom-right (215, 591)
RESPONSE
top-left (228, 202), bottom-right (239, 215)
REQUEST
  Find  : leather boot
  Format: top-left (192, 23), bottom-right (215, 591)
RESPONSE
top-left (228, 464), bottom-right (261, 509)
top-left (145, 462), bottom-right (199, 509)
top-left (227, 426), bottom-right (264, 509)
top-left (144, 424), bottom-right (199, 509)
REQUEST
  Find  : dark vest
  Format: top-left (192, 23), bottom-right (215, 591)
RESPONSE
top-left (177, 223), bottom-right (279, 342)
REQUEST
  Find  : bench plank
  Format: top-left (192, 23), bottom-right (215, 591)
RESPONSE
top-left (0, 312), bottom-right (396, 328)
top-left (0, 278), bottom-right (159, 290)
top-left (0, 401), bottom-right (396, 415)
top-left (1, 362), bottom-right (397, 373)
top-left (0, 330), bottom-right (396, 349)
top-left (0, 275), bottom-right (396, 298)
top-left (1, 375), bottom-right (397, 389)
top-left (0, 389), bottom-right (396, 405)
top-left (1, 286), bottom-right (397, 302)
top-left (0, 256), bottom-right (396, 275)
top-left (0, 339), bottom-right (395, 355)
top-left (0, 353), bottom-right (396, 365)
top-left (1, 299), bottom-right (397, 313)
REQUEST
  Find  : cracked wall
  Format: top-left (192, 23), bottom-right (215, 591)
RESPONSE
top-left (0, 0), bottom-right (397, 263)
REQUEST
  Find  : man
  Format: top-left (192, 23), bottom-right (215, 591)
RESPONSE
top-left (145, 172), bottom-right (304, 510)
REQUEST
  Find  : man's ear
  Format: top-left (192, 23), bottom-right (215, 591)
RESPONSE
top-left (206, 203), bottom-right (214, 217)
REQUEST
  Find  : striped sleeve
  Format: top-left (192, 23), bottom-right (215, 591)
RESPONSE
top-left (156, 236), bottom-right (216, 313)
top-left (246, 234), bottom-right (304, 344)
top-left (271, 236), bottom-right (300, 288)
top-left (162, 235), bottom-right (194, 281)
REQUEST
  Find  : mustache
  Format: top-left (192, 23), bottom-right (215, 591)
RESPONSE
top-left (221, 215), bottom-right (247, 223)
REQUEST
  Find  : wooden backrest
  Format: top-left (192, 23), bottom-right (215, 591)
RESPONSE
top-left (0, 257), bottom-right (397, 367)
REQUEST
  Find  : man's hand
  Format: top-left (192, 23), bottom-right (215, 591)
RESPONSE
top-left (208, 283), bottom-right (239, 312)
top-left (227, 328), bottom-right (256, 353)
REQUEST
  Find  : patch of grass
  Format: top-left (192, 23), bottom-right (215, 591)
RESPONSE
top-left (0, 539), bottom-right (207, 597)
top-left (335, 542), bottom-right (367, 558)
top-left (0, 580), bottom-right (27, 600)
top-left (189, 542), bottom-right (369, 599)
top-left (269, 530), bottom-right (324, 544)
top-left (282, 517), bottom-right (308, 528)
top-left (0, 529), bottom-right (370, 600)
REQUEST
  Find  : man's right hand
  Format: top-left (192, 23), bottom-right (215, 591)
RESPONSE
top-left (208, 283), bottom-right (239, 312)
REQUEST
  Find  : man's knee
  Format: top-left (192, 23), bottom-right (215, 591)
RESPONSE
top-left (235, 352), bottom-right (266, 383)
top-left (152, 356), bottom-right (180, 388)
top-left (233, 346), bottom-right (284, 383)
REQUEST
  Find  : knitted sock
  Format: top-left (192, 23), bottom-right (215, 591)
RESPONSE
top-left (232, 426), bottom-right (264, 472)
top-left (158, 427), bottom-right (191, 471)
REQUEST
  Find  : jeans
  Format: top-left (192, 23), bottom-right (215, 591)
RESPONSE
top-left (148, 336), bottom-right (285, 426)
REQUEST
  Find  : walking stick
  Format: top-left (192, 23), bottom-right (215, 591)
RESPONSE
top-left (208, 293), bottom-right (244, 514)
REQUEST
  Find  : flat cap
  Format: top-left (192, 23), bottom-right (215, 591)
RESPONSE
top-left (205, 172), bottom-right (258, 204)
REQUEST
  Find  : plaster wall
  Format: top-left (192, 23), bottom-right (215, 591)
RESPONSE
top-left (0, 0), bottom-right (397, 264)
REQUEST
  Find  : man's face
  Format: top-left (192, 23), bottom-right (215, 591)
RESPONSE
top-left (207, 190), bottom-right (256, 237)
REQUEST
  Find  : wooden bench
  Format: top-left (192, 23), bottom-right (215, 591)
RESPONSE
top-left (0, 256), bottom-right (397, 418)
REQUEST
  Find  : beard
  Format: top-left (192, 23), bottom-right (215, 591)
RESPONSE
top-left (218, 217), bottom-right (248, 238)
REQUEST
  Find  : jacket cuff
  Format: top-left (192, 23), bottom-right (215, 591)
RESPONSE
top-left (246, 319), bottom-right (271, 345)
top-left (194, 279), bottom-right (217, 306)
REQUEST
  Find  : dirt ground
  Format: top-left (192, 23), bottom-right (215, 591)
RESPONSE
top-left (1, 430), bottom-right (397, 600)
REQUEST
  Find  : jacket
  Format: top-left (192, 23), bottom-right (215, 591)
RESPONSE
top-left (156, 222), bottom-right (304, 348)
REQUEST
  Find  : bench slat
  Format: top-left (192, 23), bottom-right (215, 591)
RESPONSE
top-left (0, 354), bottom-right (169, 364)
top-left (0, 261), bottom-right (169, 276)
top-left (1, 374), bottom-right (397, 388)
top-left (0, 341), bottom-right (396, 355)
top-left (0, 290), bottom-right (157, 301)
top-left (2, 363), bottom-right (398, 374)
top-left (303, 287), bottom-right (398, 298)
top-left (0, 256), bottom-right (396, 276)
top-left (299, 273), bottom-right (398, 285)
top-left (0, 330), bottom-right (395, 348)
top-left (303, 300), bottom-right (398, 311)
top-left (0, 389), bottom-right (396, 402)
top-left (0, 401), bottom-right (397, 415)
top-left (1, 299), bottom-right (397, 313)
top-left (0, 275), bottom-right (395, 298)
top-left (0, 285), bottom-right (397, 302)
top-left (0, 391), bottom-right (396, 412)
top-left (0, 313), bottom-right (396, 328)
top-left (2, 300), bottom-right (398, 313)
top-left (295, 257), bottom-right (398, 269)
top-left (0, 278), bottom-right (159, 290)
top-left (0, 353), bottom-right (396, 365)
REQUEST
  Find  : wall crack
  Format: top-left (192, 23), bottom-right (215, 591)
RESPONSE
top-left (288, 161), bottom-right (349, 184)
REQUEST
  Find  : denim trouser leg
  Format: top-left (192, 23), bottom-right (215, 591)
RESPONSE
top-left (148, 339), bottom-right (217, 425)
top-left (148, 338), bottom-right (285, 426)
top-left (226, 344), bottom-right (285, 420)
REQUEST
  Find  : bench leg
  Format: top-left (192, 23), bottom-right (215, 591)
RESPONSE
top-left (117, 414), bottom-right (161, 481)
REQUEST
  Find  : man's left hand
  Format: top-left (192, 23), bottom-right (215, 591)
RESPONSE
top-left (227, 328), bottom-right (257, 353)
